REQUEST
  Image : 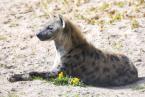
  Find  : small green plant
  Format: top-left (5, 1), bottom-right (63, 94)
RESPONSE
top-left (39, 0), bottom-right (52, 16)
top-left (8, 92), bottom-right (19, 97)
top-left (139, 0), bottom-right (145, 5)
top-left (0, 64), bottom-right (5, 67)
top-left (99, 2), bottom-right (110, 11)
top-left (9, 22), bottom-right (19, 27)
top-left (112, 41), bottom-right (123, 50)
top-left (0, 35), bottom-right (7, 41)
top-left (51, 76), bottom-right (69, 86)
top-left (51, 72), bottom-right (69, 85)
top-left (131, 19), bottom-right (139, 29)
top-left (112, 12), bottom-right (124, 22)
top-left (115, 1), bottom-right (125, 8)
top-left (32, 76), bottom-right (45, 81)
top-left (74, 0), bottom-right (89, 6)
top-left (131, 84), bottom-right (145, 91)
top-left (108, 11), bottom-right (124, 24)
top-left (87, 19), bottom-right (98, 25)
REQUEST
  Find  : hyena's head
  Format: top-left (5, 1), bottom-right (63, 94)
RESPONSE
top-left (37, 15), bottom-right (65, 41)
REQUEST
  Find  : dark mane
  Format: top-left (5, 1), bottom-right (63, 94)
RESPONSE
top-left (59, 18), bottom-right (88, 47)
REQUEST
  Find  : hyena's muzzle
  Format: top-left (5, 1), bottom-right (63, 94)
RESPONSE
top-left (36, 30), bottom-right (48, 41)
top-left (36, 29), bottom-right (52, 41)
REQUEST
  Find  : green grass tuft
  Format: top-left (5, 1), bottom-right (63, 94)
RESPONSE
top-left (51, 77), bottom-right (69, 86)
top-left (8, 93), bottom-right (19, 97)
top-left (31, 72), bottom-right (85, 87)
top-left (0, 35), bottom-right (7, 41)
top-left (115, 1), bottom-right (125, 8)
top-left (131, 19), bottom-right (139, 29)
top-left (32, 76), bottom-right (46, 81)
top-left (132, 85), bottom-right (145, 90)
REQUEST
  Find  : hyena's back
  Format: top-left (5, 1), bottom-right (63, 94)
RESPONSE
top-left (61, 44), bottom-right (138, 86)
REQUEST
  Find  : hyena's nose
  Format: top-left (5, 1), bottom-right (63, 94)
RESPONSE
top-left (36, 32), bottom-right (46, 41)
top-left (36, 33), bottom-right (42, 39)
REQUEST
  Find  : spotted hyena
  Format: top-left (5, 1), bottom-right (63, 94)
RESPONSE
top-left (9, 15), bottom-right (138, 86)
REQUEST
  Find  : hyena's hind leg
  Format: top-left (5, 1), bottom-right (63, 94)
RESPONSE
top-left (110, 59), bottom-right (138, 86)
top-left (8, 64), bottom-right (64, 82)
top-left (110, 70), bottom-right (138, 86)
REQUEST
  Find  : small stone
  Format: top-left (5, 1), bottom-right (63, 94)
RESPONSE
top-left (11, 88), bottom-right (16, 92)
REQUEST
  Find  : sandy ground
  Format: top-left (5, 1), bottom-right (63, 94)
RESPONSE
top-left (0, 0), bottom-right (145, 97)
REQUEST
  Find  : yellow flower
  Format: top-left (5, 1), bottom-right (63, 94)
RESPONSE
top-left (70, 77), bottom-right (80, 86)
top-left (58, 72), bottom-right (64, 79)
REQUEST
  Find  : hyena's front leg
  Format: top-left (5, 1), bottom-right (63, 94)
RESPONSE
top-left (8, 65), bottom-right (64, 82)
top-left (8, 71), bottom-right (57, 82)
top-left (51, 51), bottom-right (61, 70)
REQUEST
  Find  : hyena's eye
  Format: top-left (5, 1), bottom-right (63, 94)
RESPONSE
top-left (47, 25), bottom-right (53, 30)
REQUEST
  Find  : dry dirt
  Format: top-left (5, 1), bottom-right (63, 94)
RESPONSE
top-left (0, 0), bottom-right (145, 97)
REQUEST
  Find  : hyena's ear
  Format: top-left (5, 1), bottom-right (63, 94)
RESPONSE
top-left (59, 15), bottom-right (65, 29)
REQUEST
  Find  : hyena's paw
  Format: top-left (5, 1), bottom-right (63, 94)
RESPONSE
top-left (8, 73), bottom-right (32, 82)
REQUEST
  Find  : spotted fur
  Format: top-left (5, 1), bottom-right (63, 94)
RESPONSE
top-left (9, 15), bottom-right (138, 86)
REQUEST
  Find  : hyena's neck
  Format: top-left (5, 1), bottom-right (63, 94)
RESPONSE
top-left (54, 20), bottom-right (88, 56)
top-left (54, 40), bottom-right (67, 56)
top-left (54, 35), bottom-right (87, 56)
